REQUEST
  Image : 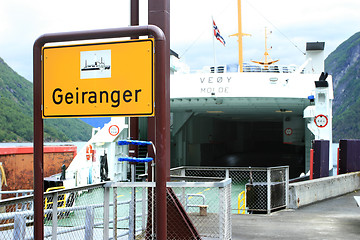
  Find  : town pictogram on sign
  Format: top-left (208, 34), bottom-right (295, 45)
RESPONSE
top-left (314, 114), bottom-right (328, 128)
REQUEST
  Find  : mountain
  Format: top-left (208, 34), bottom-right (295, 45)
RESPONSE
top-left (325, 32), bottom-right (360, 142)
top-left (0, 57), bottom-right (92, 142)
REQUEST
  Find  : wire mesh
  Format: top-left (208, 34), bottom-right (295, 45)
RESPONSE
top-left (0, 166), bottom-right (287, 239)
top-left (170, 166), bottom-right (289, 214)
top-left (166, 180), bottom-right (231, 240)
top-left (43, 185), bottom-right (105, 239)
top-left (0, 183), bottom-right (106, 240)
top-left (0, 196), bottom-right (34, 239)
top-left (106, 180), bottom-right (231, 240)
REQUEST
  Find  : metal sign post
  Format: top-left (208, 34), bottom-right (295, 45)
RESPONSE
top-left (33, 25), bottom-right (167, 239)
top-left (148, 1), bottom-right (171, 238)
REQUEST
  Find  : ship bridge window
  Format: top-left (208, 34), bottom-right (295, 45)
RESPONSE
top-left (217, 66), bottom-right (225, 73)
top-left (269, 77), bottom-right (278, 84)
top-left (210, 66), bottom-right (226, 73)
top-left (317, 93), bottom-right (326, 103)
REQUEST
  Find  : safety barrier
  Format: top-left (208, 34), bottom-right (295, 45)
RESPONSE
top-left (0, 190), bottom-right (33, 200)
top-left (237, 191), bottom-right (246, 214)
top-left (185, 194), bottom-right (206, 211)
top-left (0, 179), bottom-right (232, 239)
top-left (289, 171), bottom-right (360, 209)
top-left (170, 166), bottom-right (289, 214)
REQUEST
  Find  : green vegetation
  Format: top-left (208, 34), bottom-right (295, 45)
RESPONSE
top-left (0, 57), bottom-right (92, 142)
top-left (325, 32), bottom-right (360, 141)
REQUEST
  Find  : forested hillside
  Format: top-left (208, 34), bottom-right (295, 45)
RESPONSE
top-left (325, 32), bottom-right (360, 141)
top-left (0, 57), bottom-right (92, 142)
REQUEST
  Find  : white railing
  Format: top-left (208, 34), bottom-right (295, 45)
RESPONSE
top-left (0, 179), bottom-right (232, 240)
top-left (186, 64), bottom-right (301, 74)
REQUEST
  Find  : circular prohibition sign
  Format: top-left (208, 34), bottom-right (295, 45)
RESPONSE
top-left (109, 125), bottom-right (120, 136)
top-left (284, 128), bottom-right (293, 136)
top-left (314, 114), bottom-right (328, 128)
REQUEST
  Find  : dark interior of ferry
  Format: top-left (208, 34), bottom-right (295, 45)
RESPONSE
top-left (174, 116), bottom-right (305, 179)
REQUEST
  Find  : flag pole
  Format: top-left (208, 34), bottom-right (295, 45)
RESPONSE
top-left (212, 16), bottom-right (216, 73)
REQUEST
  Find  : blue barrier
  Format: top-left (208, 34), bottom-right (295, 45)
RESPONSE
top-left (118, 157), bottom-right (153, 163)
top-left (117, 140), bottom-right (152, 146)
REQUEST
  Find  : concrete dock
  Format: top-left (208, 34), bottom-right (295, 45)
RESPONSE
top-left (232, 191), bottom-right (360, 240)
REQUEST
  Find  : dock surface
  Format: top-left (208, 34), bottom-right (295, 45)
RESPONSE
top-left (232, 191), bottom-right (360, 240)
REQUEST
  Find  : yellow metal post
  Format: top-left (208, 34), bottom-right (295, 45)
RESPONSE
top-left (238, 191), bottom-right (246, 214)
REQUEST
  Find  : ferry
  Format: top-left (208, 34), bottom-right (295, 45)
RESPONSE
top-left (62, 1), bottom-right (333, 186)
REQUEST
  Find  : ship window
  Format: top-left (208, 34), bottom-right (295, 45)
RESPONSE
top-left (269, 77), bottom-right (278, 84)
top-left (318, 93), bottom-right (325, 103)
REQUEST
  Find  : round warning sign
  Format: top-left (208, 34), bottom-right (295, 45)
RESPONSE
top-left (284, 128), bottom-right (293, 136)
top-left (109, 125), bottom-right (120, 136)
top-left (314, 114), bottom-right (328, 128)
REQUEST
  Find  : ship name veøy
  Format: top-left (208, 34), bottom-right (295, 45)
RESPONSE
top-left (200, 76), bottom-right (231, 94)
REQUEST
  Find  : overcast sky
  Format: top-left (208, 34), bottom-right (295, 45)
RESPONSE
top-left (1, 0), bottom-right (359, 81)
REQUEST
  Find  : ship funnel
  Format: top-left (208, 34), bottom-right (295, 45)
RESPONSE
top-left (304, 42), bottom-right (325, 74)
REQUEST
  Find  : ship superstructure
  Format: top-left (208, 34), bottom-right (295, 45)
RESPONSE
top-left (170, 47), bottom-right (333, 178)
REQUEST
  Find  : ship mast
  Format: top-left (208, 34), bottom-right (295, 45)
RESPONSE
top-left (251, 27), bottom-right (279, 69)
top-left (230, 0), bottom-right (250, 72)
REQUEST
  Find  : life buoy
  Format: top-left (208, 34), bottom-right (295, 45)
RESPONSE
top-left (86, 145), bottom-right (93, 161)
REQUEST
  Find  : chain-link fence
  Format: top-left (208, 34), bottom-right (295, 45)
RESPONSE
top-left (102, 182), bottom-right (155, 240)
top-left (0, 182), bottom-right (107, 240)
top-left (0, 178), bottom-right (232, 240)
top-left (170, 166), bottom-right (289, 214)
top-left (105, 179), bottom-right (231, 240)
top-left (166, 179), bottom-right (231, 240)
top-left (0, 166), bottom-right (287, 239)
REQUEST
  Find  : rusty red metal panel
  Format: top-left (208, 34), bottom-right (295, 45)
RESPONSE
top-left (0, 148), bottom-right (76, 196)
top-left (0, 146), bottom-right (77, 155)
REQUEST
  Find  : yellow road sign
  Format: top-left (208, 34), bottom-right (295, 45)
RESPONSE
top-left (42, 39), bottom-right (154, 118)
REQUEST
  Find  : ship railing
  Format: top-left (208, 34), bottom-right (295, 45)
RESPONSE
top-left (188, 64), bottom-right (301, 74)
top-left (242, 65), bottom-right (299, 73)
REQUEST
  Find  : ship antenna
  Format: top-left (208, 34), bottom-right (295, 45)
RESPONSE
top-left (245, 0), bottom-right (306, 56)
top-left (251, 27), bottom-right (279, 69)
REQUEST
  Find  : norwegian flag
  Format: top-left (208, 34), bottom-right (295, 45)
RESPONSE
top-left (213, 19), bottom-right (226, 46)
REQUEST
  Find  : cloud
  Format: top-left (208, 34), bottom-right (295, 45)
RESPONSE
top-left (0, 0), bottom-right (360, 80)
